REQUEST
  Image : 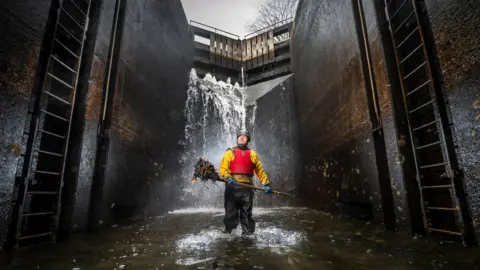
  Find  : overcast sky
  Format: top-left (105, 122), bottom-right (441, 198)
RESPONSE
top-left (180, 0), bottom-right (267, 37)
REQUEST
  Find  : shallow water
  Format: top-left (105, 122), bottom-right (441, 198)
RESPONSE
top-left (8, 207), bottom-right (480, 269)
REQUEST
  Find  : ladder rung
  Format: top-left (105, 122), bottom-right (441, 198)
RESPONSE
top-left (61, 7), bottom-right (84, 29)
top-left (54, 38), bottom-right (80, 58)
top-left (426, 207), bottom-right (457, 211)
top-left (394, 11), bottom-right (415, 34)
top-left (407, 80), bottom-right (431, 96)
top-left (429, 228), bottom-right (462, 236)
top-left (35, 170), bottom-right (61, 175)
top-left (45, 91), bottom-right (71, 105)
top-left (26, 191), bottom-right (59, 195)
top-left (409, 99), bottom-right (435, 114)
top-left (399, 44), bottom-right (423, 64)
top-left (38, 129), bottom-right (66, 139)
top-left (41, 109), bottom-right (69, 122)
top-left (47, 72), bottom-right (74, 89)
top-left (37, 149), bottom-right (64, 157)
top-left (422, 185), bottom-right (453, 189)
top-left (412, 120), bottom-right (438, 131)
top-left (420, 162), bottom-right (448, 169)
top-left (390, 0), bottom-right (408, 20)
top-left (57, 23), bottom-right (82, 43)
top-left (396, 26), bottom-right (419, 49)
top-left (416, 140), bottom-right (442, 150)
top-left (51, 55), bottom-right (77, 73)
top-left (403, 61), bottom-right (427, 80)
top-left (19, 232), bottom-right (54, 240)
top-left (23, 211), bottom-right (55, 217)
top-left (70, 0), bottom-right (87, 17)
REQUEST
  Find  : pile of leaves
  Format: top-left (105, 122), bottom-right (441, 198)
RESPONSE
top-left (191, 158), bottom-right (221, 183)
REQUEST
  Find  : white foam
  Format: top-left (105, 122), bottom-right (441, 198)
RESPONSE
top-left (175, 226), bottom-right (305, 255)
top-left (168, 208), bottom-right (224, 214)
top-left (175, 257), bottom-right (215, 266)
top-left (167, 207), bottom-right (282, 215)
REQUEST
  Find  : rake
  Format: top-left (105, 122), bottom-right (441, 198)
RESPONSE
top-left (191, 158), bottom-right (291, 196)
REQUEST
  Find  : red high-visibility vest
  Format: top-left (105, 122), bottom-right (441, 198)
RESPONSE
top-left (229, 148), bottom-right (254, 176)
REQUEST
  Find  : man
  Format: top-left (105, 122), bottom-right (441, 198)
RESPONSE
top-left (219, 129), bottom-right (272, 235)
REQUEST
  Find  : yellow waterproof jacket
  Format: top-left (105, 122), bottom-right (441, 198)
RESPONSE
top-left (219, 148), bottom-right (270, 186)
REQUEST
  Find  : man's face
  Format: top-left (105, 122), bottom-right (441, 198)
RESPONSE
top-left (237, 135), bottom-right (248, 145)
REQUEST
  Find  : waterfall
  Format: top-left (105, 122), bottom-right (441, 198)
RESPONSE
top-left (179, 69), bottom-right (246, 207)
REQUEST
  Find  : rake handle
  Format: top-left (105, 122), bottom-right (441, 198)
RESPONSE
top-left (219, 179), bottom-right (291, 196)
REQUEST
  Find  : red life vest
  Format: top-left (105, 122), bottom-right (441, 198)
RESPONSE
top-left (229, 148), bottom-right (254, 176)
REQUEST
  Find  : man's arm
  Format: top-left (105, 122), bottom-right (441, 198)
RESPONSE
top-left (219, 149), bottom-right (234, 179)
top-left (250, 150), bottom-right (270, 186)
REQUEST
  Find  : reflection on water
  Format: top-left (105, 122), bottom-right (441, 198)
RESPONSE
top-left (8, 207), bottom-right (480, 269)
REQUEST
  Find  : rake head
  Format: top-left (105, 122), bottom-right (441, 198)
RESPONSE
top-left (191, 158), bottom-right (221, 183)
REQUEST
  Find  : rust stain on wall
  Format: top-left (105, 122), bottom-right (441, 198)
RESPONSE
top-left (429, 2), bottom-right (480, 87)
top-left (0, 44), bottom-right (40, 99)
top-left (85, 57), bottom-right (105, 121)
top-left (112, 100), bottom-right (139, 143)
top-left (111, 68), bottom-right (139, 144)
top-left (303, 56), bottom-right (370, 154)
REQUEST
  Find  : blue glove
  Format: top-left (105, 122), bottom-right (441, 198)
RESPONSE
top-left (226, 177), bottom-right (235, 185)
top-left (264, 184), bottom-right (272, 195)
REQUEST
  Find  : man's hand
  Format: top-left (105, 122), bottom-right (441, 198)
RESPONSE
top-left (264, 184), bottom-right (272, 195)
top-left (226, 177), bottom-right (235, 185)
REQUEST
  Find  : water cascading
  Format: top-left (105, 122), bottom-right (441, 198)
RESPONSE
top-left (179, 69), bottom-right (247, 207)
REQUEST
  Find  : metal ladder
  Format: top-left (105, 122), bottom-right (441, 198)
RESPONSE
top-left (384, 0), bottom-right (465, 240)
top-left (14, 0), bottom-right (91, 247)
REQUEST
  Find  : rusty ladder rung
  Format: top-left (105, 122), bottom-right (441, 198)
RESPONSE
top-left (54, 38), bottom-right (80, 58)
top-left (35, 170), bottom-right (61, 176)
top-left (397, 26), bottom-right (419, 49)
top-left (390, 0), bottom-right (408, 20)
top-left (422, 185), bottom-right (453, 189)
top-left (26, 191), bottom-right (59, 195)
top-left (409, 99), bottom-right (435, 114)
top-left (41, 109), bottom-right (69, 122)
top-left (23, 211), bottom-right (55, 217)
top-left (61, 7), bottom-right (84, 29)
top-left (37, 149), bottom-right (64, 157)
top-left (38, 129), bottom-right (66, 139)
top-left (407, 80), bottom-right (431, 96)
top-left (394, 11), bottom-right (415, 34)
top-left (51, 55), bottom-right (77, 73)
top-left (412, 120), bottom-right (438, 131)
top-left (69, 0), bottom-right (87, 17)
top-left (400, 44), bottom-right (423, 64)
top-left (45, 91), bottom-right (71, 105)
top-left (416, 140), bottom-right (442, 150)
top-left (47, 72), bottom-right (74, 89)
top-left (19, 232), bottom-right (54, 240)
top-left (403, 61), bottom-right (427, 80)
top-left (420, 162), bottom-right (448, 169)
top-left (57, 23), bottom-right (82, 43)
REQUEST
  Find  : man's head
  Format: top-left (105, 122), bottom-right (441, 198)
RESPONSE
top-left (237, 129), bottom-right (250, 146)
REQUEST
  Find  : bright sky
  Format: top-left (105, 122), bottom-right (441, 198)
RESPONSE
top-left (180, 0), bottom-right (267, 37)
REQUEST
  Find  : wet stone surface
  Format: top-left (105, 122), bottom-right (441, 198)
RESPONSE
top-left (8, 208), bottom-right (480, 269)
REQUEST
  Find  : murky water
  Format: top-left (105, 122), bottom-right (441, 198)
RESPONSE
top-left (8, 207), bottom-right (480, 269)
